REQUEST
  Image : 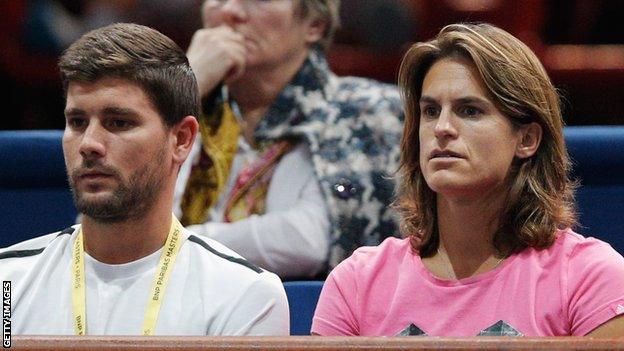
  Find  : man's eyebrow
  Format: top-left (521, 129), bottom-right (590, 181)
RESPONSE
top-left (64, 107), bottom-right (85, 117)
top-left (101, 106), bottom-right (140, 117)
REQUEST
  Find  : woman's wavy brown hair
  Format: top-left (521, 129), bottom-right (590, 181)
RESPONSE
top-left (395, 23), bottom-right (578, 257)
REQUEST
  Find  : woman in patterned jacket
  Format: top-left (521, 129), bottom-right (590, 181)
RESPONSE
top-left (173, 0), bottom-right (404, 279)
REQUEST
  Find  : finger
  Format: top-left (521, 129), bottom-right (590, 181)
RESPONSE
top-left (225, 46), bottom-right (247, 82)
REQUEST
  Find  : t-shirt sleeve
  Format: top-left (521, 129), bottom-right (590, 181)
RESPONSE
top-left (311, 257), bottom-right (360, 335)
top-left (215, 273), bottom-right (290, 336)
top-left (566, 239), bottom-right (624, 335)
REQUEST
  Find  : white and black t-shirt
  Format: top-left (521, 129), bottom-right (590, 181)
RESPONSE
top-left (0, 226), bottom-right (289, 335)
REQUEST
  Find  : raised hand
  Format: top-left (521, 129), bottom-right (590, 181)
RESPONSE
top-left (187, 26), bottom-right (247, 98)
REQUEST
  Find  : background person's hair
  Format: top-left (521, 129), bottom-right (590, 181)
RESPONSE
top-left (395, 22), bottom-right (578, 257)
top-left (295, 0), bottom-right (340, 52)
top-left (59, 23), bottom-right (199, 127)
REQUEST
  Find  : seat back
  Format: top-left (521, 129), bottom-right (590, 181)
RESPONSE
top-left (0, 130), bottom-right (76, 248)
top-left (283, 281), bottom-right (324, 335)
top-left (565, 126), bottom-right (624, 254)
top-left (1, 126), bottom-right (623, 254)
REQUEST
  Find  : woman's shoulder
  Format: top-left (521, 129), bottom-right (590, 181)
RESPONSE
top-left (554, 230), bottom-right (624, 336)
top-left (352, 235), bottom-right (412, 255)
top-left (555, 228), bottom-right (623, 258)
top-left (535, 228), bottom-right (624, 272)
top-left (505, 229), bottom-right (624, 277)
top-left (335, 237), bottom-right (414, 275)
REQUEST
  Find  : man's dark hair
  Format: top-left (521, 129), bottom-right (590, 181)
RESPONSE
top-left (59, 23), bottom-right (199, 127)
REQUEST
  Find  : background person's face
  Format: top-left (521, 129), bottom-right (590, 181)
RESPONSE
top-left (418, 57), bottom-right (524, 201)
top-left (63, 77), bottom-right (170, 222)
top-left (202, 0), bottom-right (317, 69)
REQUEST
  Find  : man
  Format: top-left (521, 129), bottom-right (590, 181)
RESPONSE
top-left (0, 23), bottom-right (288, 335)
top-left (174, 0), bottom-right (404, 279)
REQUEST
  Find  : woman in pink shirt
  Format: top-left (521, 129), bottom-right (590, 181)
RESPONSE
top-left (312, 23), bottom-right (624, 337)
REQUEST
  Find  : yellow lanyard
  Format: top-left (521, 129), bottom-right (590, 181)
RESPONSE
top-left (71, 215), bottom-right (184, 335)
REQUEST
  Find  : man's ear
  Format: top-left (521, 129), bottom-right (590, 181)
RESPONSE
top-left (515, 122), bottom-right (542, 159)
top-left (171, 116), bottom-right (199, 166)
top-left (304, 17), bottom-right (326, 45)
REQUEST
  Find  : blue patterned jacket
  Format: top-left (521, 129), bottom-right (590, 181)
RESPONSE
top-left (254, 50), bottom-right (404, 269)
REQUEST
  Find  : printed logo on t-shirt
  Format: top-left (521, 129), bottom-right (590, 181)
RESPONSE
top-left (396, 324), bottom-right (426, 336)
top-left (396, 320), bottom-right (523, 337)
top-left (477, 320), bottom-right (524, 336)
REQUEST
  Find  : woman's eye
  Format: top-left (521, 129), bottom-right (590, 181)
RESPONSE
top-left (421, 106), bottom-right (439, 118)
top-left (462, 106), bottom-right (482, 117)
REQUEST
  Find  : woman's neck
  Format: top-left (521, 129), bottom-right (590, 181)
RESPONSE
top-left (434, 189), bottom-right (508, 278)
top-left (229, 49), bottom-right (309, 143)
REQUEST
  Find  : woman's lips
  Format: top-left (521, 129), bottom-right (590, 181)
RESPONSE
top-left (429, 149), bottom-right (464, 160)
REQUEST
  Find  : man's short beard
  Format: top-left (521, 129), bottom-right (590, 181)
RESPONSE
top-left (69, 153), bottom-right (165, 223)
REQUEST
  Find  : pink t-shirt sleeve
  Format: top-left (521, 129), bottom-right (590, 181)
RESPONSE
top-left (311, 258), bottom-right (359, 335)
top-left (566, 239), bottom-right (624, 335)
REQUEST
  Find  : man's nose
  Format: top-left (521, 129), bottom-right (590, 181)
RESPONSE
top-left (79, 123), bottom-right (107, 160)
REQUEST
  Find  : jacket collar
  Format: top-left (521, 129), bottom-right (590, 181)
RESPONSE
top-left (254, 50), bottom-right (332, 142)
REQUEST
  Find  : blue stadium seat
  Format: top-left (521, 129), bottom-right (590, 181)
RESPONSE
top-left (565, 126), bottom-right (624, 254)
top-left (283, 280), bottom-right (324, 335)
top-left (1, 126), bottom-right (623, 255)
top-left (0, 130), bottom-right (76, 248)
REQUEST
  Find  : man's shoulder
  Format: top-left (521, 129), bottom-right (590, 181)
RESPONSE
top-left (183, 232), bottom-right (285, 298)
top-left (0, 227), bottom-right (75, 260)
top-left (183, 232), bottom-right (282, 282)
top-left (184, 233), bottom-right (264, 274)
top-left (0, 227), bottom-right (75, 282)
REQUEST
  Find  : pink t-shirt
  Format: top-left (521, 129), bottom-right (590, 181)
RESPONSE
top-left (312, 230), bottom-right (624, 336)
